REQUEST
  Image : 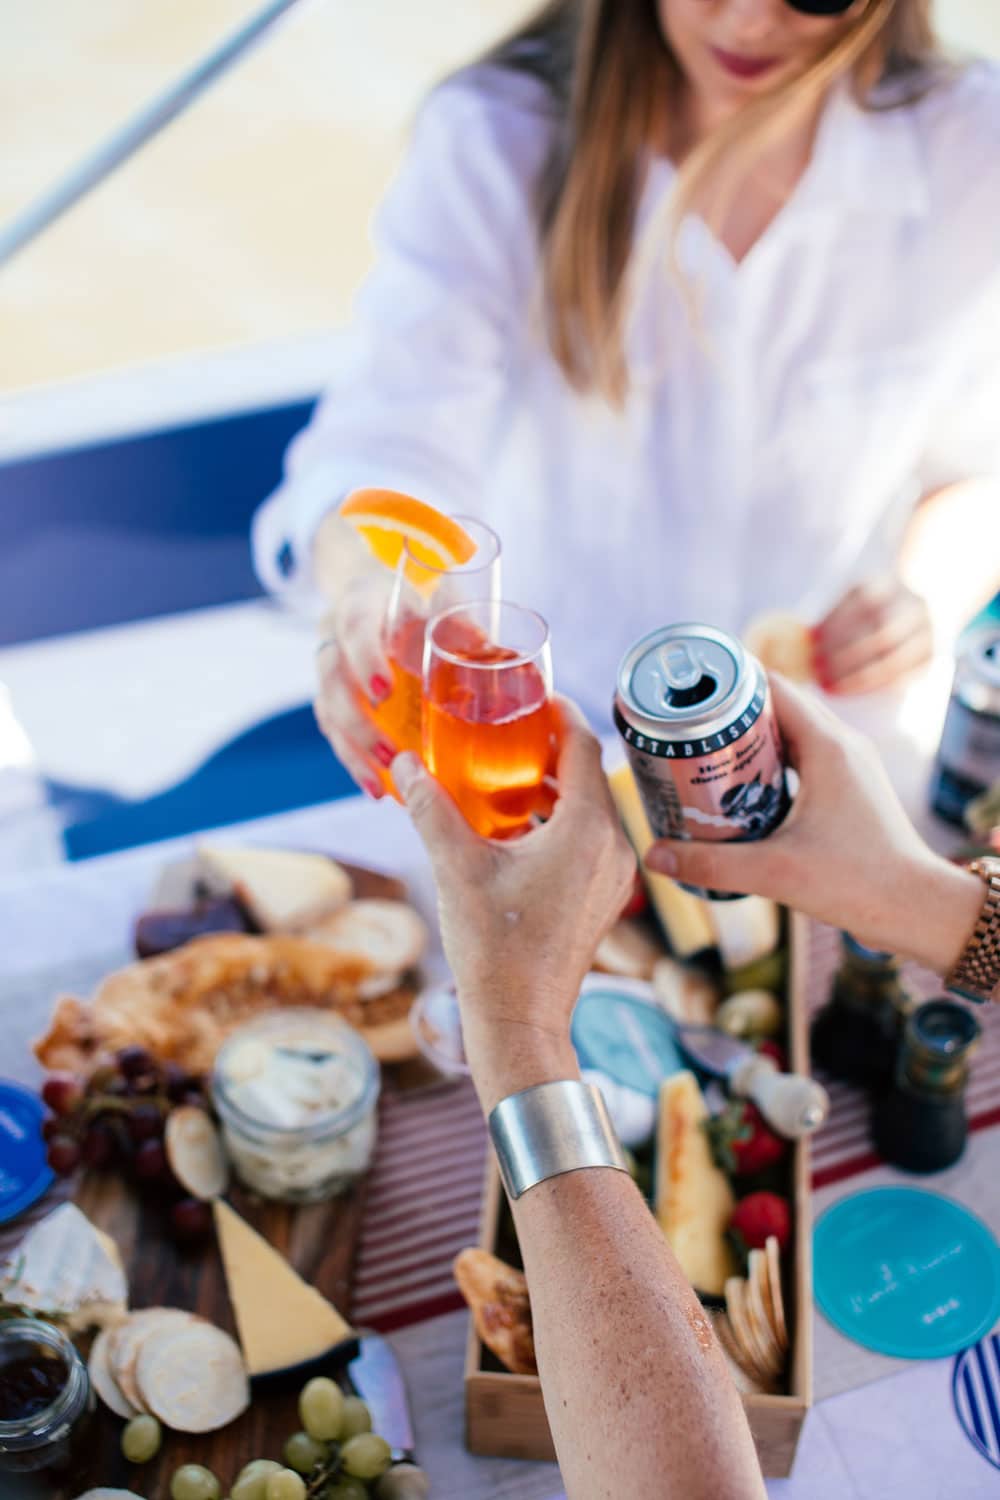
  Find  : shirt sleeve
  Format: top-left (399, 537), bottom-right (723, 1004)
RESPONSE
top-left (251, 70), bottom-right (551, 607)
top-left (915, 267), bottom-right (1000, 495)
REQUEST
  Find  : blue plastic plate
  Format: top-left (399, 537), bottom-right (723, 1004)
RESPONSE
top-left (0, 1079), bottom-right (53, 1226)
top-left (813, 1187), bottom-right (1000, 1360)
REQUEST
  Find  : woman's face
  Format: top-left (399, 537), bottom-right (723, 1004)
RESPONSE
top-left (658, 0), bottom-right (861, 124)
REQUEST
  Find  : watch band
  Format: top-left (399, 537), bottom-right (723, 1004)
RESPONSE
top-left (946, 857), bottom-right (1000, 1004)
top-left (489, 1080), bottom-right (629, 1200)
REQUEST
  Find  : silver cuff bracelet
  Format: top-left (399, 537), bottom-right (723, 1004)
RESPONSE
top-left (489, 1080), bottom-right (629, 1200)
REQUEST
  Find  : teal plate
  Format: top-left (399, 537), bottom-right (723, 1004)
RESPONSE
top-left (813, 1187), bottom-right (1000, 1360)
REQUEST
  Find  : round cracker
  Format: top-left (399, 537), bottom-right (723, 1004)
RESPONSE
top-left (746, 1252), bottom-right (784, 1378)
top-left (109, 1308), bottom-right (198, 1412)
top-left (165, 1105), bottom-right (229, 1201)
top-left (306, 899), bottom-right (427, 980)
top-left (724, 1278), bottom-right (771, 1386)
top-left (765, 1235), bottom-right (789, 1351)
top-left (743, 611), bottom-right (814, 683)
top-left (89, 1326), bottom-right (138, 1419)
top-left (709, 1309), bottom-right (773, 1396)
top-left (137, 1321), bottom-right (248, 1433)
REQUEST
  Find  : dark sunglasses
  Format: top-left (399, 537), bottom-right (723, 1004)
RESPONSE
top-left (785, 0), bottom-right (858, 13)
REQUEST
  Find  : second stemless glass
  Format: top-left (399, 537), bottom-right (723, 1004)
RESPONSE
top-left (366, 515), bottom-right (500, 793)
top-left (422, 601), bottom-right (554, 839)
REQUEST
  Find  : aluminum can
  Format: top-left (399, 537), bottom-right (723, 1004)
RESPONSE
top-left (931, 628), bottom-right (1000, 828)
top-left (613, 623), bottom-right (789, 900)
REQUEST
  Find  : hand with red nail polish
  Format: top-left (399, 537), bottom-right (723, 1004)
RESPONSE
top-left (313, 571), bottom-right (400, 791)
top-left (810, 575), bottom-right (933, 696)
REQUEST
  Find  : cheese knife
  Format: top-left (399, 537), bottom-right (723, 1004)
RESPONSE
top-left (349, 1330), bottom-right (430, 1496)
top-left (674, 1024), bottom-right (829, 1138)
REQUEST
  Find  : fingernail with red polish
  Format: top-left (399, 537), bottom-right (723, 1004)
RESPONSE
top-left (362, 777), bottom-right (383, 799)
top-left (373, 742), bottom-right (395, 768)
top-left (369, 674), bottom-right (391, 702)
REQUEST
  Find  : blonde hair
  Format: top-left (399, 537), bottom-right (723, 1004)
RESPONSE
top-left (487, 0), bottom-right (941, 402)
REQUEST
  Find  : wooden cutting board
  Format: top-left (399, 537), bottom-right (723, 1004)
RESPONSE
top-left (38, 860), bottom-right (414, 1500)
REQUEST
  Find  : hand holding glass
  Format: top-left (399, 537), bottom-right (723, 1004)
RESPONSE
top-left (422, 601), bottom-right (554, 839)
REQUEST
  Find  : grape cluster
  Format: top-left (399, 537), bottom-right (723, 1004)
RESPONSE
top-left (41, 1047), bottom-right (213, 1242)
top-left (155, 1378), bottom-right (423, 1500)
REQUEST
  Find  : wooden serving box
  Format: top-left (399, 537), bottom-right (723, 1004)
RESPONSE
top-left (463, 911), bottom-right (814, 1478)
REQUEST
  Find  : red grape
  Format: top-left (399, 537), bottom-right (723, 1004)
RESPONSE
top-left (127, 1103), bottom-right (164, 1143)
top-left (41, 1115), bottom-right (64, 1144)
top-left (41, 1073), bottom-right (84, 1118)
top-left (46, 1136), bottom-right (81, 1176)
top-left (134, 1139), bottom-right (169, 1181)
top-left (116, 1046), bottom-right (154, 1080)
top-left (163, 1063), bottom-right (194, 1102)
top-left (81, 1122), bottom-right (117, 1169)
top-left (170, 1198), bottom-right (212, 1242)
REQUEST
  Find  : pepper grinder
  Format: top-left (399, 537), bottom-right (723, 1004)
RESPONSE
top-left (811, 934), bottom-right (915, 1088)
top-left (872, 999), bottom-right (981, 1173)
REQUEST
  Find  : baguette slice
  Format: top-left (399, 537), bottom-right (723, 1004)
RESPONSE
top-left (654, 1071), bottom-right (737, 1298)
top-left (198, 846), bottom-right (352, 931)
top-left (306, 899), bottom-right (428, 990)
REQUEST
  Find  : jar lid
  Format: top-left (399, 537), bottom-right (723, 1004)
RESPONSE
top-left (0, 1080), bottom-right (53, 1226)
top-left (571, 977), bottom-right (683, 1098)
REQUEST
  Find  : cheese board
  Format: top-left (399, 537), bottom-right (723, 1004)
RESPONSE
top-left (463, 909), bottom-right (814, 1478)
top-left (3, 854), bottom-right (429, 1500)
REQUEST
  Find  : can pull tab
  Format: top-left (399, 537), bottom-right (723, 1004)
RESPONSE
top-left (659, 644), bottom-right (716, 709)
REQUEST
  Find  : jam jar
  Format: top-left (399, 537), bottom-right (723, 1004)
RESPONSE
top-left (0, 1318), bottom-right (94, 1476)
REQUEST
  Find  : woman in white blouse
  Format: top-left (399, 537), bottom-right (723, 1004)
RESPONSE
top-left (253, 0), bottom-right (1000, 796)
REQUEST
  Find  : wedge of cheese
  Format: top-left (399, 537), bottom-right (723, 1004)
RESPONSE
top-left (213, 1200), bottom-right (356, 1380)
top-left (654, 1071), bottom-right (737, 1298)
top-left (606, 765), bottom-right (715, 959)
top-left (198, 846), bottom-right (352, 931)
top-left (0, 1203), bottom-right (128, 1331)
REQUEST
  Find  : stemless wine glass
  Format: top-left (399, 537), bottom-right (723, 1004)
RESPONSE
top-left (422, 600), bottom-right (554, 839)
top-left (365, 515), bottom-right (500, 794)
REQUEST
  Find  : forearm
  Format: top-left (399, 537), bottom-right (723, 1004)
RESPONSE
top-left (512, 1170), bottom-right (764, 1500)
top-left (462, 1016), bottom-right (764, 1499)
top-left (884, 853), bottom-right (991, 989)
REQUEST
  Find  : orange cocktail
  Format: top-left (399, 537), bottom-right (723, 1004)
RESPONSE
top-left (339, 491), bottom-right (501, 795)
top-left (423, 603), bottom-right (553, 838)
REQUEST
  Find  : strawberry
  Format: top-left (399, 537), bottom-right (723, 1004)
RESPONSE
top-left (620, 871), bottom-right (648, 920)
top-left (756, 1039), bottom-right (787, 1071)
top-left (729, 1191), bottom-right (792, 1254)
top-left (705, 1100), bottom-right (788, 1176)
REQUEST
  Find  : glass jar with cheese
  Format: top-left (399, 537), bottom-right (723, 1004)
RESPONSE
top-left (0, 1318), bottom-right (94, 1476)
top-left (212, 1008), bottom-right (380, 1203)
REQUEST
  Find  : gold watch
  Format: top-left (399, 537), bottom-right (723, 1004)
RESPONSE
top-left (946, 856), bottom-right (1000, 1004)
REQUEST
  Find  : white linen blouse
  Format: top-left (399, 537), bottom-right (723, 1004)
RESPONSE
top-left (252, 60), bottom-right (1000, 730)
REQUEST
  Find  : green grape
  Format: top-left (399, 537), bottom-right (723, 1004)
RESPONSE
top-left (170, 1464), bottom-right (222, 1500)
top-left (230, 1459), bottom-right (284, 1500)
top-left (338, 1395), bottom-right (372, 1441)
top-left (299, 1376), bottom-right (345, 1441)
top-left (374, 1465), bottom-right (431, 1500)
top-left (325, 1479), bottom-right (368, 1500)
top-left (283, 1429), bottom-right (327, 1474)
top-left (340, 1433), bottom-right (392, 1481)
top-left (121, 1412), bottom-right (162, 1464)
top-left (264, 1469), bottom-right (307, 1500)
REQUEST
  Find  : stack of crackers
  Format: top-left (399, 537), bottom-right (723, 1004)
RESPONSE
top-left (712, 1236), bottom-right (788, 1395)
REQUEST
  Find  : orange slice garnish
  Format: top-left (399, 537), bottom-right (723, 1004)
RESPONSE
top-left (339, 488), bottom-right (476, 577)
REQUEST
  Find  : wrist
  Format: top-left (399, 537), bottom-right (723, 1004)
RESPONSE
top-left (889, 854), bottom-right (985, 976)
top-left (460, 1006), bottom-right (580, 1117)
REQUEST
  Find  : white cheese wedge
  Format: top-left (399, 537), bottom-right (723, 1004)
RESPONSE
top-left (198, 845), bottom-right (352, 931)
top-left (0, 1203), bottom-right (128, 1331)
top-left (213, 1200), bottom-right (355, 1377)
top-left (708, 896), bottom-right (780, 971)
top-left (654, 1071), bottom-right (737, 1298)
